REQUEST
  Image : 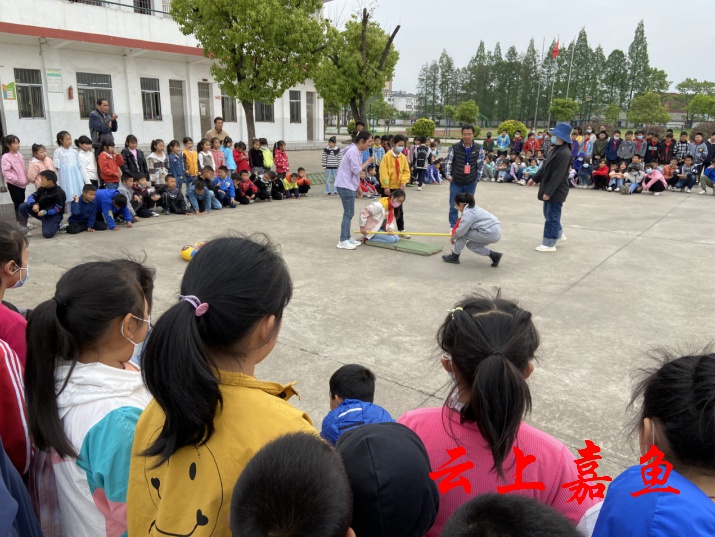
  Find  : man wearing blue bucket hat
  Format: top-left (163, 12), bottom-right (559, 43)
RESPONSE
top-left (527, 122), bottom-right (572, 252)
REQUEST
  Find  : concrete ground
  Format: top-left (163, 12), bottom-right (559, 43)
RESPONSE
top-left (10, 150), bottom-right (715, 481)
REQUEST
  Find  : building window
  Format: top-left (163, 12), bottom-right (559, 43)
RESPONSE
top-left (77, 72), bottom-right (113, 119)
top-left (140, 78), bottom-right (162, 121)
top-left (255, 101), bottom-right (274, 123)
top-left (134, 0), bottom-right (151, 15)
top-left (221, 93), bottom-right (237, 123)
top-left (289, 90), bottom-right (301, 123)
top-left (14, 69), bottom-right (45, 119)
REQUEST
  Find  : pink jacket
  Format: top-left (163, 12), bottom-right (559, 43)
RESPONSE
top-left (28, 156), bottom-right (56, 189)
top-left (643, 169), bottom-right (667, 190)
top-left (1, 152), bottom-right (29, 188)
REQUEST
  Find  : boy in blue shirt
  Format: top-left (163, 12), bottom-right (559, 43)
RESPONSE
top-left (213, 166), bottom-right (237, 207)
top-left (67, 184), bottom-right (106, 233)
top-left (321, 364), bottom-right (394, 445)
top-left (187, 180), bottom-right (213, 215)
top-left (95, 189), bottom-right (133, 230)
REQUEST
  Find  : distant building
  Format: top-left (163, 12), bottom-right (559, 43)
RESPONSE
top-left (385, 91), bottom-right (417, 114)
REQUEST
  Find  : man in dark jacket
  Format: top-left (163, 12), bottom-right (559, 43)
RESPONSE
top-left (89, 98), bottom-right (118, 158)
top-left (444, 124), bottom-right (485, 227)
top-left (528, 122), bottom-right (572, 252)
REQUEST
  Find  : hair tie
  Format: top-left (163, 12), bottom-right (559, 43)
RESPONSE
top-left (53, 294), bottom-right (67, 308)
top-left (490, 349), bottom-right (505, 358)
top-left (448, 307), bottom-right (463, 319)
top-left (179, 294), bottom-right (209, 317)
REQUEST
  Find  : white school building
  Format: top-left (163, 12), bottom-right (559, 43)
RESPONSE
top-left (0, 0), bottom-right (325, 148)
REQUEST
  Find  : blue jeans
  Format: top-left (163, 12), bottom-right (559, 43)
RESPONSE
top-left (675, 174), bottom-right (697, 190)
top-left (105, 183), bottom-right (119, 190)
top-left (325, 169), bottom-right (337, 193)
top-left (18, 204), bottom-right (63, 238)
top-left (337, 187), bottom-right (356, 242)
top-left (369, 233), bottom-right (400, 244)
top-left (542, 201), bottom-right (563, 247)
top-left (449, 181), bottom-right (478, 227)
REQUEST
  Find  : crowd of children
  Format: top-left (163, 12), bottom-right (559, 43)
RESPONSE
top-left (481, 126), bottom-right (715, 197)
top-left (0, 131), bottom-right (313, 238)
top-left (2, 230), bottom-right (713, 537)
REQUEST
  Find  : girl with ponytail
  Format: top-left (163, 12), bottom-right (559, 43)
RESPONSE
top-left (128, 235), bottom-right (315, 537)
top-left (399, 293), bottom-right (598, 536)
top-left (24, 260), bottom-right (153, 537)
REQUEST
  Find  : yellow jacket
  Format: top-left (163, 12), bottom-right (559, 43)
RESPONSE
top-left (183, 149), bottom-right (198, 177)
top-left (379, 150), bottom-right (411, 190)
top-left (128, 372), bottom-right (315, 537)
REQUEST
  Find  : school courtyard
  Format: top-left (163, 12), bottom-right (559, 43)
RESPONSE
top-left (11, 150), bottom-right (715, 480)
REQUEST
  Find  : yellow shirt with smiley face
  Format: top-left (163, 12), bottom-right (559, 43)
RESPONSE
top-left (127, 371), bottom-right (316, 537)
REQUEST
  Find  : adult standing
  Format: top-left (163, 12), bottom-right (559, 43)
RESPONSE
top-left (89, 99), bottom-right (117, 158)
top-left (527, 122), bottom-right (572, 252)
top-left (444, 124), bottom-right (485, 228)
top-left (335, 130), bottom-right (374, 250)
top-left (205, 117), bottom-right (229, 143)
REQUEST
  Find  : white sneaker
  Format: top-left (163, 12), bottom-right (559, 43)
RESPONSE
top-left (685, 188), bottom-right (692, 193)
top-left (607, 187), bottom-right (612, 192)
top-left (558, 235), bottom-right (567, 242)
top-left (491, 178), bottom-right (496, 182)
top-left (674, 188), bottom-right (682, 192)
top-left (667, 186), bottom-right (674, 191)
top-left (535, 245), bottom-right (556, 252)
top-left (417, 187), bottom-right (423, 191)
top-left (699, 190), bottom-right (707, 195)
top-left (348, 238), bottom-right (361, 247)
top-left (26, 222), bottom-right (36, 230)
top-left (337, 241), bottom-right (357, 250)
top-left (654, 192), bottom-right (661, 196)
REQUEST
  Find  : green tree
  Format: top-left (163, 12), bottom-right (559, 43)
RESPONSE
top-left (645, 68), bottom-right (671, 94)
top-left (454, 100), bottom-right (479, 126)
top-left (371, 96), bottom-right (399, 133)
top-left (549, 98), bottom-right (579, 122)
top-left (627, 92), bottom-right (670, 125)
top-left (686, 94), bottom-right (715, 122)
top-left (675, 78), bottom-right (715, 122)
top-left (170, 0), bottom-right (329, 142)
top-left (314, 8), bottom-right (399, 126)
top-left (604, 103), bottom-right (622, 126)
top-left (518, 39), bottom-right (539, 123)
top-left (438, 50), bottom-right (456, 108)
top-left (443, 104), bottom-right (457, 136)
top-left (411, 118), bottom-right (436, 138)
top-left (417, 61), bottom-right (440, 118)
top-left (626, 20), bottom-right (651, 108)
top-left (602, 49), bottom-right (629, 109)
top-left (497, 120), bottom-right (529, 141)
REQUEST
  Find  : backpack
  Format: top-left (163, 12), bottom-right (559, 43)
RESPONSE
top-left (261, 147), bottom-right (274, 168)
top-left (414, 146), bottom-right (430, 169)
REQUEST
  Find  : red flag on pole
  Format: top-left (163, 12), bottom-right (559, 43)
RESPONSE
top-left (552, 40), bottom-right (560, 59)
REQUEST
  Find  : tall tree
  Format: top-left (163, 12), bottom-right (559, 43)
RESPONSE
top-left (644, 68), bottom-right (670, 95)
top-left (455, 100), bottom-right (479, 126)
top-left (314, 8), bottom-right (399, 125)
top-left (416, 61), bottom-right (440, 118)
top-left (502, 46), bottom-right (521, 119)
top-left (602, 49), bottom-right (629, 109)
top-left (626, 20), bottom-right (651, 108)
top-left (170, 0), bottom-right (329, 141)
top-left (438, 50), bottom-right (456, 108)
top-left (518, 39), bottom-right (540, 124)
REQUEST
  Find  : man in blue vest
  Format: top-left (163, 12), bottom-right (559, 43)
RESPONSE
top-left (443, 124), bottom-right (485, 227)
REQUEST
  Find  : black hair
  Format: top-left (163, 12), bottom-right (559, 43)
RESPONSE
top-left (56, 131), bottom-right (70, 146)
top-left (193, 180), bottom-right (205, 191)
top-left (0, 220), bottom-right (28, 268)
top-left (461, 124), bottom-right (476, 134)
top-left (614, 129), bottom-right (621, 135)
top-left (630, 350), bottom-right (715, 472)
top-left (102, 139), bottom-right (115, 150)
top-left (264, 170), bottom-right (277, 180)
top-left (218, 166), bottom-right (229, 173)
top-left (223, 138), bottom-right (232, 146)
top-left (454, 192), bottom-right (475, 208)
top-left (329, 136), bottom-right (337, 144)
top-left (297, 167), bottom-right (305, 173)
top-left (685, 154), bottom-right (693, 160)
top-left (598, 131), bottom-right (607, 138)
top-left (39, 170), bottom-right (58, 184)
top-left (2, 135), bottom-right (19, 155)
top-left (125, 134), bottom-right (138, 147)
top-left (113, 193), bottom-right (128, 208)
top-left (355, 131), bottom-right (372, 144)
top-left (150, 139), bottom-right (164, 152)
top-left (133, 172), bottom-right (146, 182)
top-left (25, 260), bottom-right (149, 458)
top-left (210, 137), bottom-right (220, 147)
top-left (696, 132), bottom-right (704, 138)
top-left (198, 138), bottom-right (210, 152)
top-left (167, 140), bottom-right (180, 152)
top-left (390, 189), bottom-right (405, 200)
top-left (355, 120), bottom-right (365, 127)
top-left (201, 166), bottom-right (214, 174)
top-left (183, 137), bottom-right (193, 145)
top-left (438, 293), bottom-right (539, 477)
top-left (96, 98), bottom-right (108, 106)
top-left (237, 141), bottom-right (246, 150)
top-left (259, 138), bottom-right (268, 145)
top-left (214, 116), bottom-right (223, 124)
top-left (121, 173), bottom-right (133, 183)
top-left (392, 134), bottom-right (406, 145)
top-left (165, 174), bottom-right (176, 183)
top-left (82, 184), bottom-right (97, 193)
top-left (441, 494), bottom-right (582, 537)
top-left (230, 433), bottom-right (352, 537)
top-left (273, 140), bottom-right (285, 156)
top-left (75, 135), bottom-right (92, 148)
top-left (31, 143), bottom-right (45, 156)
top-left (626, 130), bottom-right (634, 135)
top-left (239, 169), bottom-right (249, 176)
top-left (419, 136), bottom-right (427, 144)
top-left (329, 364), bottom-right (376, 402)
top-left (141, 236), bottom-right (293, 464)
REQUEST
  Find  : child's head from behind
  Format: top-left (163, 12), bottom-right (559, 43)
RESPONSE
top-left (329, 364), bottom-right (375, 410)
top-left (82, 184), bottom-right (97, 202)
top-left (25, 260), bottom-right (151, 458)
top-left (441, 494), bottom-right (582, 537)
top-left (141, 236), bottom-right (293, 464)
top-left (439, 293), bottom-right (538, 477)
top-left (39, 170), bottom-right (58, 189)
top-left (231, 433), bottom-right (354, 537)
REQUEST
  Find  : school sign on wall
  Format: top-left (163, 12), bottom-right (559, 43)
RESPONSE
top-left (2, 82), bottom-right (16, 100)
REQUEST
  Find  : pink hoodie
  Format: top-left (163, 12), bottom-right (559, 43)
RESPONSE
top-left (1, 152), bottom-right (28, 188)
top-left (28, 156), bottom-right (56, 189)
top-left (643, 169), bottom-right (667, 190)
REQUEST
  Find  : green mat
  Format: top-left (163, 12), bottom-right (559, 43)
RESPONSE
top-left (365, 240), bottom-right (444, 256)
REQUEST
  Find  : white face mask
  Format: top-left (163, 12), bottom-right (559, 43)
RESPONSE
top-left (121, 314), bottom-right (151, 360)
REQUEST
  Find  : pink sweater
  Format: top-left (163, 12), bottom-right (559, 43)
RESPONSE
top-left (398, 406), bottom-right (598, 536)
top-left (1, 152), bottom-right (28, 188)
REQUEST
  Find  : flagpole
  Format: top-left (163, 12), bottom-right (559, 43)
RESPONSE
top-left (533, 37), bottom-right (546, 131)
top-left (565, 36), bottom-right (576, 100)
top-left (546, 36), bottom-right (558, 129)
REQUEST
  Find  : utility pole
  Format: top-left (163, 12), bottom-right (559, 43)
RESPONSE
top-left (565, 37), bottom-right (576, 100)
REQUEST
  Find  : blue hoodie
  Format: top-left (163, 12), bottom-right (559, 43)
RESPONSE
top-left (68, 195), bottom-right (97, 228)
top-left (95, 189), bottom-right (132, 230)
top-left (321, 399), bottom-right (395, 445)
top-left (213, 177), bottom-right (235, 199)
top-left (605, 138), bottom-right (622, 161)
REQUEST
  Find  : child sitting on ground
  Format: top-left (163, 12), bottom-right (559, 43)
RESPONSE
top-left (591, 159), bottom-right (610, 190)
top-left (214, 166), bottom-right (237, 207)
top-left (357, 170), bottom-right (377, 199)
top-left (133, 174), bottom-right (162, 216)
top-left (235, 170), bottom-right (258, 204)
top-left (523, 159), bottom-right (539, 181)
top-left (186, 180), bottom-right (212, 215)
top-left (663, 158), bottom-right (678, 189)
top-left (94, 189), bottom-right (133, 230)
top-left (642, 161), bottom-right (667, 195)
top-left (673, 155), bottom-right (697, 192)
top-left (621, 163), bottom-right (645, 194)
top-left (483, 156), bottom-right (495, 181)
top-left (509, 155), bottom-right (525, 184)
top-left (267, 170), bottom-right (284, 200)
top-left (157, 174), bottom-right (191, 215)
top-left (67, 184), bottom-right (105, 233)
top-left (577, 161), bottom-right (592, 189)
top-left (699, 161), bottom-right (715, 195)
top-left (321, 364), bottom-right (394, 445)
top-left (427, 159), bottom-right (444, 184)
top-left (118, 174), bottom-right (141, 221)
top-left (253, 171), bottom-right (272, 201)
top-left (27, 143), bottom-right (56, 189)
top-left (197, 166), bottom-right (221, 210)
top-left (608, 162), bottom-right (625, 191)
top-left (442, 193), bottom-right (502, 268)
top-left (18, 170), bottom-right (66, 238)
top-left (496, 160), bottom-right (509, 183)
top-left (283, 173), bottom-right (300, 199)
top-left (296, 167), bottom-right (312, 196)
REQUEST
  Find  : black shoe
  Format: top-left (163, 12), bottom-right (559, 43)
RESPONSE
top-left (163, 209), bottom-right (170, 215)
top-left (489, 251), bottom-right (503, 268)
top-left (442, 253), bottom-right (460, 264)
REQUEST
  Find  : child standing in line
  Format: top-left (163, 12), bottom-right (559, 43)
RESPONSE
top-left (658, 133), bottom-right (676, 164)
top-left (634, 130), bottom-right (648, 160)
top-left (442, 193), bottom-right (503, 267)
top-left (259, 138), bottom-right (274, 170)
top-left (121, 135), bottom-right (150, 180)
top-left (512, 131), bottom-right (523, 155)
top-left (167, 140), bottom-right (187, 193)
top-left (75, 136), bottom-right (99, 187)
top-left (28, 143), bottom-right (56, 189)
top-left (321, 136), bottom-right (341, 195)
top-left (235, 170), bottom-right (257, 204)
top-left (25, 260), bottom-right (152, 537)
top-left (222, 138), bottom-right (236, 174)
top-left (296, 167), bottom-right (311, 196)
top-left (283, 173), bottom-right (300, 199)
top-left (605, 130), bottom-right (622, 166)
top-left (233, 142), bottom-right (251, 175)
top-left (593, 131), bottom-right (608, 162)
top-left (617, 131), bottom-right (635, 163)
top-left (18, 170), bottom-right (66, 238)
top-left (197, 138), bottom-right (215, 172)
top-left (147, 139), bottom-right (168, 186)
top-left (54, 131), bottom-right (89, 214)
top-left (182, 137), bottom-right (199, 186)
top-left (496, 130), bottom-right (510, 157)
top-left (644, 134), bottom-right (660, 165)
top-left (273, 141), bottom-right (289, 181)
top-left (127, 237), bottom-right (315, 537)
top-left (642, 161), bottom-right (667, 195)
top-left (98, 140), bottom-right (124, 189)
top-left (673, 132), bottom-right (690, 164)
top-left (209, 137), bottom-right (226, 176)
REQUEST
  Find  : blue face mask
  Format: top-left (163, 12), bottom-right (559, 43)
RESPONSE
top-left (637, 135), bottom-right (643, 140)
top-left (130, 324), bottom-right (151, 366)
top-left (550, 136), bottom-right (558, 145)
top-left (9, 264), bottom-right (29, 289)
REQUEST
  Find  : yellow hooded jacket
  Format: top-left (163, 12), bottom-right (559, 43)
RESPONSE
top-left (379, 150), bottom-right (411, 190)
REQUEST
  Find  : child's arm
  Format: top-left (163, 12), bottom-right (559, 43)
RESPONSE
top-left (87, 201), bottom-right (97, 229)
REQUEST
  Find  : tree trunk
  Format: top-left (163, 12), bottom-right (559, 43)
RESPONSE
top-left (349, 100), bottom-right (360, 125)
top-left (241, 100), bottom-right (256, 142)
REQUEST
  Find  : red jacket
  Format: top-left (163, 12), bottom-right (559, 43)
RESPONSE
top-left (0, 338), bottom-right (31, 475)
top-left (234, 150), bottom-right (251, 173)
top-left (274, 149), bottom-right (289, 174)
top-left (238, 179), bottom-right (258, 196)
top-left (592, 165), bottom-right (610, 179)
top-left (523, 138), bottom-right (537, 153)
top-left (98, 151), bottom-right (124, 184)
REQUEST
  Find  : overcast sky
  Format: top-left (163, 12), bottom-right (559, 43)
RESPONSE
top-left (325, 0), bottom-right (684, 93)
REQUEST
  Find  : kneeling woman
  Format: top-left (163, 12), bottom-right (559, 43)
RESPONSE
top-left (442, 192), bottom-right (503, 267)
top-left (359, 189), bottom-right (405, 244)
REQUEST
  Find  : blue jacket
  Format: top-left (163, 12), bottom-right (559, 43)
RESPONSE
top-left (320, 399), bottom-right (394, 445)
top-left (95, 189), bottom-right (132, 230)
top-left (168, 152), bottom-right (186, 183)
top-left (427, 165), bottom-right (442, 183)
top-left (496, 134), bottom-right (511, 151)
top-left (68, 196), bottom-right (97, 228)
top-left (221, 147), bottom-right (237, 170)
top-left (213, 177), bottom-right (235, 199)
top-left (605, 138), bottom-right (622, 161)
top-left (704, 166), bottom-right (715, 182)
top-left (593, 465), bottom-right (715, 537)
